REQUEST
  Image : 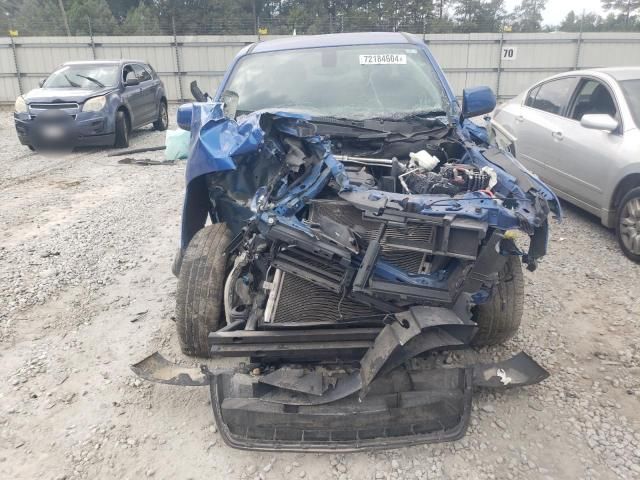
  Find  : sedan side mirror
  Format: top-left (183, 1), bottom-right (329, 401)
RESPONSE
top-left (125, 76), bottom-right (140, 87)
top-left (461, 86), bottom-right (497, 119)
top-left (580, 114), bottom-right (618, 132)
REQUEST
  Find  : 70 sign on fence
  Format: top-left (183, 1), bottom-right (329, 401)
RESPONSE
top-left (501, 46), bottom-right (518, 61)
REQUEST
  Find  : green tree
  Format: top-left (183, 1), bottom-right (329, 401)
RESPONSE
top-left (119, 2), bottom-right (160, 34)
top-left (475, 0), bottom-right (506, 32)
top-left (559, 10), bottom-right (604, 32)
top-left (511, 0), bottom-right (547, 32)
top-left (106, 0), bottom-right (138, 21)
top-left (601, 0), bottom-right (640, 26)
top-left (13, 0), bottom-right (67, 35)
top-left (453, 0), bottom-right (505, 32)
top-left (67, 0), bottom-right (117, 34)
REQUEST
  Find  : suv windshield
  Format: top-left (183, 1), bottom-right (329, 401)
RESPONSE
top-left (619, 79), bottom-right (640, 127)
top-left (43, 64), bottom-right (119, 89)
top-left (224, 44), bottom-right (449, 120)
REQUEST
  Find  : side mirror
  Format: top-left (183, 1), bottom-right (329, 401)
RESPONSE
top-left (125, 76), bottom-right (140, 87)
top-left (462, 86), bottom-right (497, 119)
top-left (39, 78), bottom-right (46, 88)
top-left (580, 114), bottom-right (618, 132)
top-left (177, 103), bottom-right (193, 131)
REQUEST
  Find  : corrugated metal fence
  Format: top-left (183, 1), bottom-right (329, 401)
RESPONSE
top-left (2, 32), bottom-right (640, 104)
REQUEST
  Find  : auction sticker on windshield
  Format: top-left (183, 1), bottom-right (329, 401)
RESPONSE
top-left (359, 54), bottom-right (407, 65)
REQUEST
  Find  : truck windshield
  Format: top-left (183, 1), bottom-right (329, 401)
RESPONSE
top-left (224, 44), bottom-right (449, 120)
top-left (43, 64), bottom-right (119, 89)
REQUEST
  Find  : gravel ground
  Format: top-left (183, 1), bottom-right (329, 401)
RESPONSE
top-left (1, 105), bottom-right (639, 480)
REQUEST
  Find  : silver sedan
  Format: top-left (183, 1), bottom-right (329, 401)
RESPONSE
top-left (492, 67), bottom-right (640, 262)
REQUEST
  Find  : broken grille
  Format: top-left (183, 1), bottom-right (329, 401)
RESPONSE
top-left (309, 200), bottom-right (433, 273)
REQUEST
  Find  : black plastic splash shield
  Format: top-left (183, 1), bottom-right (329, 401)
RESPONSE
top-left (210, 366), bottom-right (473, 452)
top-left (131, 351), bottom-right (549, 452)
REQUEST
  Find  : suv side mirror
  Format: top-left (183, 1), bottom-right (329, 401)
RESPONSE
top-left (580, 114), bottom-right (618, 132)
top-left (462, 86), bottom-right (497, 119)
top-left (125, 76), bottom-right (140, 87)
top-left (39, 78), bottom-right (46, 88)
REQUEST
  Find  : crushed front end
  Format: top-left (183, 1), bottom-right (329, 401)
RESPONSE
top-left (136, 101), bottom-right (560, 451)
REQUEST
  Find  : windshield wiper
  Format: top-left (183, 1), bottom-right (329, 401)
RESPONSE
top-left (76, 74), bottom-right (105, 88)
top-left (63, 74), bottom-right (81, 88)
top-left (310, 117), bottom-right (392, 139)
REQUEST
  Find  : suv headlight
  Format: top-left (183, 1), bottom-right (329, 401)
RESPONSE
top-left (14, 96), bottom-right (27, 114)
top-left (83, 95), bottom-right (106, 112)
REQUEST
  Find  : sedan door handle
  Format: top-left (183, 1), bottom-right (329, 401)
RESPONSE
top-left (551, 131), bottom-right (563, 140)
top-left (515, 115), bottom-right (524, 123)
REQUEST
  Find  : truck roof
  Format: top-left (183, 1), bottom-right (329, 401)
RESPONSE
top-left (62, 60), bottom-right (147, 66)
top-left (251, 32), bottom-right (420, 54)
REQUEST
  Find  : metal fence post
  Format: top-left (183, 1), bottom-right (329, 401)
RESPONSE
top-left (574, 11), bottom-right (585, 70)
top-left (496, 26), bottom-right (505, 100)
top-left (88, 16), bottom-right (96, 59)
top-left (172, 16), bottom-right (185, 102)
top-left (10, 35), bottom-right (23, 95)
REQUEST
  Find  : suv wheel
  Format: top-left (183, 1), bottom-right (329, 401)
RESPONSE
top-left (616, 186), bottom-right (640, 262)
top-left (175, 224), bottom-right (232, 357)
top-left (471, 256), bottom-right (524, 346)
top-left (114, 110), bottom-right (130, 148)
top-left (153, 101), bottom-right (169, 131)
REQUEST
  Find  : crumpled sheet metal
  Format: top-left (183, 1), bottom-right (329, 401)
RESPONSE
top-left (182, 104), bottom-right (557, 239)
top-left (184, 103), bottom-right (344, 186)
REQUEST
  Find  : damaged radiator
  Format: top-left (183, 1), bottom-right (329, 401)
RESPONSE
top-left (262, 200), bottom-right (437, 326)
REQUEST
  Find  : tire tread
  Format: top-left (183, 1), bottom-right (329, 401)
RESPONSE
top-left (175, 224), bottom-right (231, 356)
top-left (471, 256), bottom-right (524, 346)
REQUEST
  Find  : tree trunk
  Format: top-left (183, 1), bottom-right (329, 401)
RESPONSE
top-left (58, 0), bottom-right (71, 36)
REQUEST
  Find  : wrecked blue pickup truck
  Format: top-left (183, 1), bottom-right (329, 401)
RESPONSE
top-left (133, 33), bottom-right (560, 451)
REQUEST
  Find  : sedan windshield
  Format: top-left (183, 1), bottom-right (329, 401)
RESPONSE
top-left (43, 64), bottom-right (119, 89)
top-left (224, 44), bottom-right (449, 120)
top-left (619, 79), bottom-right (640, 127)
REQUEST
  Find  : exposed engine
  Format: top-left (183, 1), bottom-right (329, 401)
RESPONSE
top-left (402, 163), bottom-right (493, 195)
top-left (337, 150), bottom-right (497, 198)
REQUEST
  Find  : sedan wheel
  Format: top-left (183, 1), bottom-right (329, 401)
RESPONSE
top-left (616, 186), bottom-right (640, 262)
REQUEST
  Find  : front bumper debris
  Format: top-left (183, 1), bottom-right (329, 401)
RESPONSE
top-left (132, 351), bottom-right (548, 452)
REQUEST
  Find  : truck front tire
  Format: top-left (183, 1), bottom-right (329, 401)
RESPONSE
top-left (175, 224), bottom-right (232, 357)
top-left (472, 256), bottom-right (525, 346)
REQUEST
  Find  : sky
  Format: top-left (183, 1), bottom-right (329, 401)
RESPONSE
top-left (504, 0), bottom-right (606, 26)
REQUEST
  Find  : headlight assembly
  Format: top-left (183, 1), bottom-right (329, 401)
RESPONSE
top-left (14, 96), bottom-right (27, 114)
top-left (83, 95), bottom-right (107, 112)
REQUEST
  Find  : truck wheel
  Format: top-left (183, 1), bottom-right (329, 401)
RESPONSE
top-left (616, 186), bottom-right (640, 262)
top-left (175, 224), bottom-right (232, 357)
top-left (153, 101), bottom-right (169, 131)
top-left (114, 110), bottom-right (130, 148)
top-left (471, 256), bottom-right (524, 346)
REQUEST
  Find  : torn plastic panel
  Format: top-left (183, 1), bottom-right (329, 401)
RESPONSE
top-left (131, 351), bottom-right (548, 452)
